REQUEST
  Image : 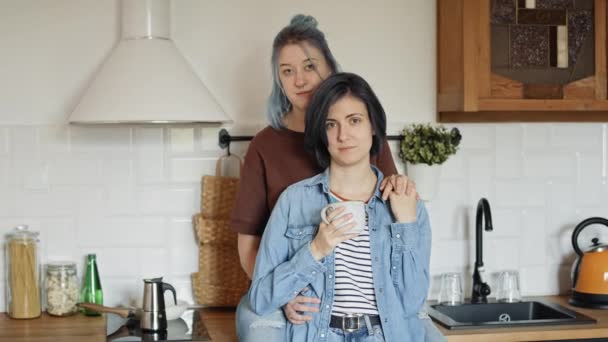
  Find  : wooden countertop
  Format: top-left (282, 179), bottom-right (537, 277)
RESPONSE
top-left (0, 312), bottom-right (106, 342)
top-left (199, 296), bottom-right (608, 342)
top-left (437, 296), bottom-right (608, 342)
top-left (0, 296), bottom-right (605, 342)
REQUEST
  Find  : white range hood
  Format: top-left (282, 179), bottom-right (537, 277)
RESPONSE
top-left (69, 0), bottom-right (231, 124)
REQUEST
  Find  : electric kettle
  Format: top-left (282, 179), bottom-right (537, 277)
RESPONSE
top-left (141, 277), bottom-right (177, 332)
top-left (569, 217), bottom-right (608, 309)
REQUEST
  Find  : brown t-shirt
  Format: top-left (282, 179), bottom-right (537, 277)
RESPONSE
top-left (230, 126), bottom-right (398, 236)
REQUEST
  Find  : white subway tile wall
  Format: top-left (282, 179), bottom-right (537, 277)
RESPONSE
top-left (0, 123), bottom-right (605, 310)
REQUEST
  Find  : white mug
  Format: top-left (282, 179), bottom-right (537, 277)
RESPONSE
top-left (320, 201), bottom-right (366, 234)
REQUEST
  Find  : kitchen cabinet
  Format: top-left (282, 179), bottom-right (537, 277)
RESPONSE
top-left (437, 0), bottom-right (608, 122)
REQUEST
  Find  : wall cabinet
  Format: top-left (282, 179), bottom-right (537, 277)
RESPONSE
top-left (437, 0), bottom-right (608, 122)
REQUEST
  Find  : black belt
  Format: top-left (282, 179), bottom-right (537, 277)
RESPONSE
top-left (329, 314), bottom-right (381, 332)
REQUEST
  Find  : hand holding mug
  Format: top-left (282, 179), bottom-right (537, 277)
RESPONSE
top-left (310, 206), bottom-right (358, 260)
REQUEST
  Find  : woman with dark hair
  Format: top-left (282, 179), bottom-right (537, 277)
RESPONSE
top-left (232, 14), bottom-right (415, 342)
top-left (248, 73), bottom-right (432, 342)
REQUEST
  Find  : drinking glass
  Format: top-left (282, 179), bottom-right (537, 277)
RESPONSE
top-left (496, 270), bottom-right (521, 303)
top-left (438, 272), bottom-right (463, 305)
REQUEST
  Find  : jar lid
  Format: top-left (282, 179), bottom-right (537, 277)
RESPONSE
top-left (6, 224), bottom-right (39, 240)
top-left (47, 262), bottom-right (76, 271)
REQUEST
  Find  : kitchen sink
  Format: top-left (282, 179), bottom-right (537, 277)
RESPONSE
top-left (428, 299), bottom-right (596, 330)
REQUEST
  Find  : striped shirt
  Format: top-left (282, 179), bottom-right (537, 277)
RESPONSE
top-left (329, 192), bottom-right (378, 316)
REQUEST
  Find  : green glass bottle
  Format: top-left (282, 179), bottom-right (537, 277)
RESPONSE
top-left (80, 254), bottom-right (103, 316)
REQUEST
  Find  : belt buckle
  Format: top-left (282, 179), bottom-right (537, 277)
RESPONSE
top-left (342, 313), bottom-right (363, 332)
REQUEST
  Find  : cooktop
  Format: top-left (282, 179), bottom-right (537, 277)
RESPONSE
top-left (107, 309), bottom-right (210, 341)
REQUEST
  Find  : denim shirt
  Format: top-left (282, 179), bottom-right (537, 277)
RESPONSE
top-left (248, 166), bottom-right (431, 342)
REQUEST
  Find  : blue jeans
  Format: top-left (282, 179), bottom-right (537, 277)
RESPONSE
top-left (236, 295), bottom-right (286, 342)
top-left (327, 317), bottom-right (384, 342)
top-left (422, 317), bottom-right (447, 342)
top-left (236, 294), bottom-right (445, 342)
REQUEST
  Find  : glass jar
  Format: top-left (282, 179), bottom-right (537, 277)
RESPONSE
top-left (5, 225), bottom-right (41, 319)
top-left (45, 262), bottom-right (79, 316)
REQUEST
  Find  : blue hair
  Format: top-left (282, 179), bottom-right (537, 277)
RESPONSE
top-left (266, 14), bottom-right (340, 129)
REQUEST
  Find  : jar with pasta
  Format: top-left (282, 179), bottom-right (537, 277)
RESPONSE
top-left (5, 225), bottom-right (41, 319)
top-left (45, 262), bottom-right (79, 316)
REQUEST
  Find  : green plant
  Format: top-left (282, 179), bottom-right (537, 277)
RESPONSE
top-left (399, 124), bottom-right (461, 165)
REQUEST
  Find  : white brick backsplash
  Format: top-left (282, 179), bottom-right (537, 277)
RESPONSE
top-left (496, 125), bottom-right (523, 179)
top-left (106, 185), bottom-right (137, 215)
top-left (138, 247), bottom-right (170, 279)
top-left (74, 186), bottom-right (105, 217)
top-left (40, 217), bottom-right (77, 261)
top-left (14, 187), bottom-right (77, 217)
top-left (484, 238), bottom-right (520, 270)
top-left (0, 185), bottom-right (16, 216)
top-left (169, 127), bottom-right (195, 153)
top-left (468, 153), bottom-right (494, 203)
top-left (576, 153), bottom-right (602, 206)
top-left (520, 211), bottom-right (547, 266)
top-left (0, 121), bottom-right (605, 311)
top-left (551, 124), bottom-right (602, 149)
top-left (10, 127), bottom-right (38, 157)
top-left (77, 248), bottom-right (138, 278)
top-left (38, 126), bottom-right (70, 157)
top-left (77, 217), bottom-right (167, 248)
top-left (440, 153), bottom-right (465, 180)
top-left (524, 153), bottom-right (576, 179)
top-left (0, 159), bottom-right (10, 186)
top-left (169, 218), bottom-right (199, 276)
top-left (201, 127), bottom-right (221, 152)
top-left (458, 125), bottom-right (495, 150)
top-left (102, 159), bottom-right (133, 185)
top-left (101, 278), bottom-right (141, 307)
top-left (71, 126), bottom-right (132, 156)
top-left (523, 124), bottom-right (550, 149)
top-left (430, 240), bottom-right (469, 270)
top-left (137, 154), bottom-right (166, 183)
top-left (547, 183), bottom-right (579, 237)
top-left (0, 128), bottom-right (9, 155)
top-left (490, 209), bottom-right (522, 238)
top-left (435, 181), bottom-right (468, 240)
top-left (170, 157), bottom-right (216, 182)
top-left (495, 181), bottom-right (545, 207)
top-left (136, 127), bottom-right (165, 183)
top-left (48, 159), bottom-right (102, 185)
top-left (137, 186), bottom-right (198, 215)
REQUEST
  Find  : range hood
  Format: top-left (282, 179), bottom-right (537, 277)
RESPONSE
top-left (69, 0), bottom-right (231, 124)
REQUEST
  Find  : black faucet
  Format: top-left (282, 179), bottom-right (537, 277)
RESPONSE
top-left (471, 198), bottom-right (493, 304)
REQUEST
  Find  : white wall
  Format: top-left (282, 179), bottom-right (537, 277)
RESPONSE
top-left (0, 0), bottom-right (605, 310)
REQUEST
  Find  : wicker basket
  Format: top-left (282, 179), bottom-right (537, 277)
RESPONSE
top-left (192, 272), bottom-right (249, 307)
top-left (200, 175), bottom-right (240, 219)
top-left (194, 216), bottom-right (235, 244)
top-left (193, 173), bottom-right (249, 307)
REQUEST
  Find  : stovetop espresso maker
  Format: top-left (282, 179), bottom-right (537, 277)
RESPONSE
top-left (141, 277), bottom-right (177, 332)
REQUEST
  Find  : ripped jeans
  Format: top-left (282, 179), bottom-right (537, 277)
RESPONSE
top-left (236, 295), bottom-right (286, 342)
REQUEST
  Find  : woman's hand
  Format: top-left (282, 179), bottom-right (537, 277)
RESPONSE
top-left (380, 174), bottom-right (418, 200)
top-left (282, 287), bottom-right (321, 324)
top-left (389, 180), bottom-right (418, 223)
top-left (310, 207), bottom-right (358, 260)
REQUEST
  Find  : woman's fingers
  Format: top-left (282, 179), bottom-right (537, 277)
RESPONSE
top-left (381, 175), bottom-right (395, 200)
top-left (396, 175), bottom-right (406, 194)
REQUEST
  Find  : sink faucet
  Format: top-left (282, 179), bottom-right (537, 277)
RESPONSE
top-left (472, 198), bottom-right (493, 304)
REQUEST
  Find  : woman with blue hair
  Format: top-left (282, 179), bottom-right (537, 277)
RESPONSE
top-left (231, 15), bottom-right (444, 342)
